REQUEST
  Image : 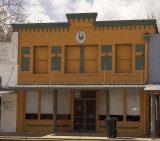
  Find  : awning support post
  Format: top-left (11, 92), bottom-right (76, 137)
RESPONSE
top-left (156, 96), bottom-right (159, 121)
top-left (151, 94), bottom-right (156, 139)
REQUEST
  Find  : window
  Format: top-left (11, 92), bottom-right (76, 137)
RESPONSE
top-left (26, 90), bottom-right (38, 119)
top-left (116, 44), bottom-right (132, 73)
top-left (34, 46), bottom-right (48, 74)
top-left (40, 90), bottom-right (53, 120)
top-left (57, 90), bottom-right (71, 120)
top-left (66, 46), bottom-right (98, 73)
top-left (110, 89), bottom-right (123, 121)
top-left (126, 89), bottom-right (140, 121)
top-left (99, 90), bottom-right (106, 120)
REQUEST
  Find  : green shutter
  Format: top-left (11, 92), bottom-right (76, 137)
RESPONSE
top-left (21, 57), bottom-right (30, 71)
top-left (52, 46), bottom-right (61, 54)
top-left (21, 47), bottom-right (30, 54)
top-left (101, 45), bottom-right (112, 53)
top-left (101, 55), bottom-right (112, 70)
top-left (80, 46), bottom-right (84, 73)
top-left (135, 44), bottom-right (145, 52)
top-left (51, 57), bottom-right (61, 71)
top-left (136, 54), bottom-right (145, 70)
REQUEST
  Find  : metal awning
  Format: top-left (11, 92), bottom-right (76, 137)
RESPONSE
top-left (9, 84), bottom-right (145, 90)
top-left (144, 84), bottom-right (160, 95)
top-left (0, 91), bottom-right (15, 97)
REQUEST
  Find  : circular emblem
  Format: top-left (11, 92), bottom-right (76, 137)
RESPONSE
top-left (76, 30), bottom-right (86, 43)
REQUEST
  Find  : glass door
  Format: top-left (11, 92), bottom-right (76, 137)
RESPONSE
top-left (74, 91), bottom-right (96, 131)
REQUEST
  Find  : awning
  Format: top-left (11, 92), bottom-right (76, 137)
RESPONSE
top-left (0, 91), bottom-right (15, 97)
top-left (9, 84), bottom-right (145, 90)
top-left (144, 84), bottom-right (160, 95)
top-left (145, 84), bottom-right (160, 91)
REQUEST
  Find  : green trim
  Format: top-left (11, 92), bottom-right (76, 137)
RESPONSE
top-left (101, 55), bottom-right (112, 70)
top-left (51, 57), bottom-right (61, 71)
top-left (93, 19), bottom-right (156, 28)
top-left (21, 47), bottom-right (30, 54)
top-left (52, 46), bottom-right (61, 54)
top-left (136, 44), bottom-right (145, 52)
top-left (26, 125), bottom-right (52, 127)
top-left (106, 90), bottom-right (109, 118)
top-left (136, 54), bottom-right (145, 70)
top-left (117, 127), bottom-right (139, 129)
top-left (21, 57), bottom-right (30, 71)
top-left (66, 13), bottom-right (98, 22)
top-left (80, 46), bottom-right (84, 73)
top-left (101, 45), bottom-right (112, 53)
top-left (53, 90), bottom-right (57, 132)
top-left (144, 34), bottom-right (150, 42)
top-left (12, 22), bottom-right (69, 30)
top-left (57, 125), bottom-right (70, 127)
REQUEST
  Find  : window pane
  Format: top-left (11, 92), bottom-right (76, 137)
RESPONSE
top-left (34, 46), bottom-right (48, 74)
top-left (127, 89), bottom-right (140, 121)
top-left (57, 90), bottom-right (70, 120)
top-left (40, 90), bottom-right (53, 120)
top-left (116, 44), bottom-right (132, 73)
top-left (26, 90), bottom-right (38, 119)
top-left (99, 90), bottom-right (106, 120)
top-left (110, 89), bottom-right (123, 121)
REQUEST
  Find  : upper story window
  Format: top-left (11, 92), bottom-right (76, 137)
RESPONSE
top-left (116, 44), bottom-right (132, 73)
top-left (34, 46), bottom-right (48, 74)
top-left (66, 46), bottom-right (98, 73)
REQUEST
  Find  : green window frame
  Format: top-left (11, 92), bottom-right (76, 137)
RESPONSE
top-left (21, 56), bottom-right (30, 71)
top-left (101, 55), bottom-right (112, 70)
top-left (21, 47), bottom-right (30, 54)
top-left (52, 46), bottom-right (61, 54)
top-left (51, 57), bottom-right (61, 71)
top-left (136, 54), bottom-right (145, 70)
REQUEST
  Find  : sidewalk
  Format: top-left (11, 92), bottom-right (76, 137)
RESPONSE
top-left (0, 132), bottom-right (159, 141)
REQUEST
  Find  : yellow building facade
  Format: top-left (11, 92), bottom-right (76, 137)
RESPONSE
top-left (11, 13), bottom-right (157, 134)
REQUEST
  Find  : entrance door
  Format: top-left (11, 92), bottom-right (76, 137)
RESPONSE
top-left (74, 91), bottom-right (96, 131)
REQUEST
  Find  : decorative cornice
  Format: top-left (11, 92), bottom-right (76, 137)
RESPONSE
top-left (11, 13), bottom-right (157, 31)
top-left (12, 22), bottom-right (69, 31)
top-left (66, 12), bottom-right (98, 21)
top-left (93, 19), bottom-right (156, 28)
top-left (144, 34), bottom-right (150, 42)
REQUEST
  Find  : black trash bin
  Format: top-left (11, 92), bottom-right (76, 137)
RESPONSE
top-left (106, 117), bottom-right (117, 138)
top-left (111, 117), bottom-right (117, 138)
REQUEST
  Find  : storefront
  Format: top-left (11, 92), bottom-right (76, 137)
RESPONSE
top-left (11, 12), bottom-right (157, 134)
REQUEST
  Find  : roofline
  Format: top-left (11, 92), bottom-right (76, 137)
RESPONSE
top-left (11, 13), bottom-right (157, 30)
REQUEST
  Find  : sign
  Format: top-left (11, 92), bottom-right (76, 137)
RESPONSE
top-left (76, 30), bottom-right (86, 43)
top-left (75, 91), bottom-right (81, 98)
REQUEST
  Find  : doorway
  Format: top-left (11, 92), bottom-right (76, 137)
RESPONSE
top-left (74, 90), bottom-right (96, 131)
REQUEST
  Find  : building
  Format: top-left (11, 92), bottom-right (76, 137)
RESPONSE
top-left (10, 13), bottom-right (157, 134)
top-left (0, 32), bottom-right (18, 132)
top-left (145, 34), bottom-right (160, 138)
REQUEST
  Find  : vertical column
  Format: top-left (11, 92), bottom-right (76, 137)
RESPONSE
top-left (144, 34), bottom-right (150, 83)
top-left (123, 90), bottom-right (127, 122)
top-left (80, 46), bottom-right (84, 73)
top-left (53, 90), bottom-right (57, 132)
top-left (106, 90), bottom-right (109, 118)
top-left (71, 90), bottom-right (74, 131)
top-left (38, 90), bottom-right (41, 120)
top-left (156, 96), bottom-right (159, 121)
top-left (151, 94), bottom-right (155, 139)
top-left (96, 89), bottom-right (99, 131)
top-left (16, 90), bottom-right (25, 132)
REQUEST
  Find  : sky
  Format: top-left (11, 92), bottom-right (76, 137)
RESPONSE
top-left (26, 0), bottom-right (160, 23)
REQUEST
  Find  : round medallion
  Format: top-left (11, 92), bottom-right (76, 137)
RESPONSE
top-left (76, 30), bottom-right (86, 43)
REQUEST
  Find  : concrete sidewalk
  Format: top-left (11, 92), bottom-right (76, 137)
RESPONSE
top-left (0, 132), bottom-right (159, 141)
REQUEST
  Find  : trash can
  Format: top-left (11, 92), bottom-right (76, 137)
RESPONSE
top-left (106, 117), bottom-right (117, 138)
top-left (111, 117), bottom-right (117, 138)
